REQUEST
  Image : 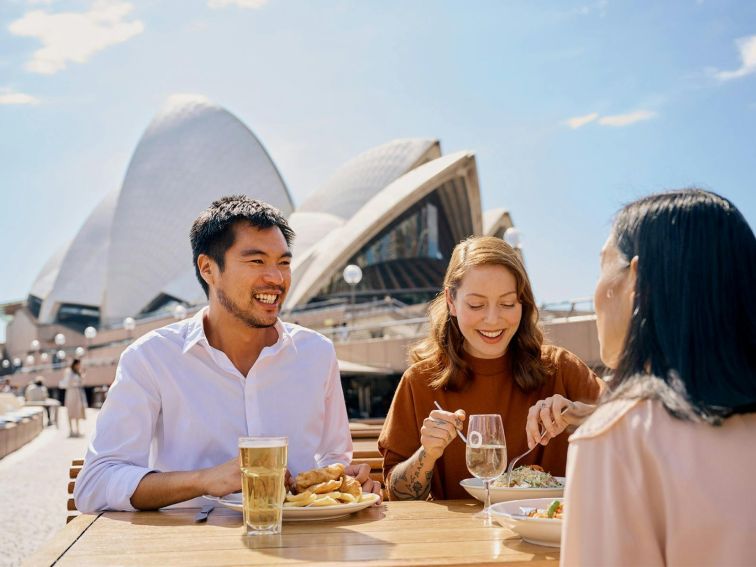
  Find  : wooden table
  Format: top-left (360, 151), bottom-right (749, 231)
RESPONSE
top-left (26, 500), bottom-right (558, 566)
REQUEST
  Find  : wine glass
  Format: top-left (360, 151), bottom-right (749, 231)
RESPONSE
top-left (465, 414), bottom-right (507, 526)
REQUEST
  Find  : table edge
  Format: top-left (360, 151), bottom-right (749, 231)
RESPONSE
top-left (23, 513), bottom-right (101, 567)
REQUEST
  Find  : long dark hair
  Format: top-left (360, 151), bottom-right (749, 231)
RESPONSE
top-left (411, 236), bottom-right (553, 391)
top-left (609, 189), bottom-right (756, 423)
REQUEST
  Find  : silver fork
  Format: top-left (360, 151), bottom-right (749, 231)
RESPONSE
top-left (506, 406), bottom-right (568, 485)
top-left (432, 401), bottom-right (468, 444)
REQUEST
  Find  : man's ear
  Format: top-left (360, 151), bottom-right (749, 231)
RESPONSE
top-left (445, 288), bottom-right (457, 317)
top-left (197, 254), bottom-right (216, 290)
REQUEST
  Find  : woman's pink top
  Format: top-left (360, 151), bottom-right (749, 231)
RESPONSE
top-left (562, 397), bottom-right (756, 567)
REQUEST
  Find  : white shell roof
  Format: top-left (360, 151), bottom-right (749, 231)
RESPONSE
top-left (22, 98), bottom-right (492, 334)
top-left (290, 139), bottom-right (440, 260)
top-left (298, 139), bottom-right (440, 220)
top-left (29, 242), bottom-right (68, 303)
top-left (483, 208), bottom-right (513, 236)
top-left (161, 267), bottom-right (208, 307)
top-left (37, 189), bottom-right (118, 323)
top-left (102, 94), bottom-right (294, 323)
top-left (286, 151), bottom-right (480, 308)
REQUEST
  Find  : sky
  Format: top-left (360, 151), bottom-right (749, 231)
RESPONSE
top-left (1, 0), bottom-right (755, 341)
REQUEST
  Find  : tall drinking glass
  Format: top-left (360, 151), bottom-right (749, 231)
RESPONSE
top-left (465, 414), bottom-right (507, 526)
top-left (239, 436), bottom-right (288, 536)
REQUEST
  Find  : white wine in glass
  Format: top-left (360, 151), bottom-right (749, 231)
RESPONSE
top-left (465, 414), bottom-right (507, 526)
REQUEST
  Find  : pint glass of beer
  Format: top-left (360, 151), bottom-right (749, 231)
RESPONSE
top-left (238, 436), bottom-right (288, 535)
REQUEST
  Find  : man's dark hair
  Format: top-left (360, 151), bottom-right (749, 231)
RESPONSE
top-left (609, 188), bottom-right (756, 423)
top-left (190, 195), bottom-right (295, 297)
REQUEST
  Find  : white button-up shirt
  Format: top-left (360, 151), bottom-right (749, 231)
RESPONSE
top-left (74, 308), bottom-right (352, 513)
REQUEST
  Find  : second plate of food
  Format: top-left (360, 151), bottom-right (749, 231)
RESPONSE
top-left (459, 477), bottom-right (565, 503)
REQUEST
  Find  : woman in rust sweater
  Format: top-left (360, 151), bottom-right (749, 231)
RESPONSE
top-left (378, 236), bottom-right (603, 500)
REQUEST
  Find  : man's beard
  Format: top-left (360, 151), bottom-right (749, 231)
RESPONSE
top-left (217, 289), bottom-right (278, 329)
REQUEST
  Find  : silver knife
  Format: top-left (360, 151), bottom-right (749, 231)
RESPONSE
top-left (194, 503), bottom-right (215, 522)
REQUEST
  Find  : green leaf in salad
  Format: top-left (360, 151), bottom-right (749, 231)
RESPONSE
top-left (546, 500), bottom-right (561, 518)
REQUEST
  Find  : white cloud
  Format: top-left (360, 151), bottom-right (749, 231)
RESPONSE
top-left (563, 109), bottom-right (657, 129)
top-left (564, 112), bottom-right (599, 129)
top-left (0, 88), bottom-right (40, 105)
top-left (598, 110), bottom-right (657, 126)
top-left (8, 1), bottom-right (144, 75)
top-left (208, 0), bottom-right (269, 8)
top-left (714, 35), bottom-right (756, 81)
top-left (575, 0), bottom-right (608, 17)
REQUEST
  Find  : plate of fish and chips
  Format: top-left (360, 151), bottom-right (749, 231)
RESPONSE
top-left (208, 463), bottom-right (380, 521)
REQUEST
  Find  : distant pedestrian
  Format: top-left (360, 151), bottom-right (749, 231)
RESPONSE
top-left (60, 359), bottom-right (87, 437)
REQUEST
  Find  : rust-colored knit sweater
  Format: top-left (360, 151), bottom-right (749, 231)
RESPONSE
top-left (378, 345), bottom-right (602, 500)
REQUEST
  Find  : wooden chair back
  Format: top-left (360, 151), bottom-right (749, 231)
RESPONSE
top-left (68, 459), bottom-right (83, 523)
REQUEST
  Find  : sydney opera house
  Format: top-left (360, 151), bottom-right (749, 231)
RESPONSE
top-left (1, 95), bottom-right (598, 415)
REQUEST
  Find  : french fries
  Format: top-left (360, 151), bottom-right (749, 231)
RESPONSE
top-left (284, 464), bottom-right (370, 508)
top-left (284, 490), bottom-right (360, 507)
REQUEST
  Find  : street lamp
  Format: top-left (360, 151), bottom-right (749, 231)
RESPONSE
top-left (30, 339), bottom-right (40, 352)
top-left (84, 326), bottom-right (97, 341)
top-left (503, 227), bottom-right (522, 250)
top-left (84, 326), bottom-right (97, 356)
top-left (342, 264), bottom-right (363, 321)
top-left (2, 359), bottom-right (10, 369)
top-left (123, 317), bottom-right (136, 339)
top-left (56, 350), bottom-right (66, 362)
top-left (75, 346), bottom-right (86, 358)
top-left (25, 354), bottom-right (35, 367)
top-left (54, 333), bottom-right (66, 347)
top-left (172, 304), bottom-right (187, 320)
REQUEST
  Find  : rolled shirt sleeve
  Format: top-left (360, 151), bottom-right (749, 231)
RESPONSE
top-left (73, 349), bottom-right (161, 513)
top-left (314, 345), bottom-right (353, 467)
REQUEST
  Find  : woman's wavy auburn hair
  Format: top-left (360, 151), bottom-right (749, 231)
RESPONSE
top-left (411, 236), bottom-right (553, 391)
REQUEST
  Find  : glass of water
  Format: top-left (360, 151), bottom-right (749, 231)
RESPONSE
top-left (465, 414), bottom-right (507, 526)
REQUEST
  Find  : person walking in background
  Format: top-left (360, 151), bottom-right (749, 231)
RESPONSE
top-left (379, 236), bottom-right (603, 501)
top-left (60, 359), bottom-right (87, 437)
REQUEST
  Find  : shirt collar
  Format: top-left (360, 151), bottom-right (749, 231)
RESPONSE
top-left (182, 306), bottom-right (295, 355)
top-left (182, 307), bottom-right (208, 354)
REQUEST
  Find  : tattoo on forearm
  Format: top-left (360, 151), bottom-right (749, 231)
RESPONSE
top-left (389, 448), bottom-right (433, 500)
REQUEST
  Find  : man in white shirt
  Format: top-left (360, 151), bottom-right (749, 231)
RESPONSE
top-left (75, 196), bottom-right (380, 512)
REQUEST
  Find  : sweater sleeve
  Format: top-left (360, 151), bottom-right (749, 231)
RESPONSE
top-left (378, 368), bottom-right (423, 486)
top-left (554, 347), bottom-right (603, 403)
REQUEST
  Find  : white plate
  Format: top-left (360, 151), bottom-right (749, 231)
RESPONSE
top-left (459, 477), bottom-right (565, 503)
top-left (206, 492), bottom-right (380, 522)
top-left (489, 497), bottom-right (563, 547)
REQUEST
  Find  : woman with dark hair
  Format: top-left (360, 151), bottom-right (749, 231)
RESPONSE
top-left (531, 189), bottom-right (755, 565)
top-left (378, 236), bottom-right (603, 500)
top-left (60, 358), bottom-right (87, 437)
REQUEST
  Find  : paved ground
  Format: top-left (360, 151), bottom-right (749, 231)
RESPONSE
top-left (0, 407), bottom-right (98, 567)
